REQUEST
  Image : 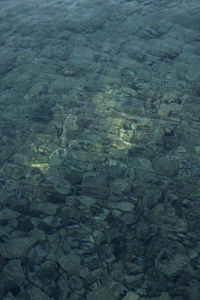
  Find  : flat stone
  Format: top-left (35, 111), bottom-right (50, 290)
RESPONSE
top-left (78, 196), bottom-right (96, 206)
top-left (122, 291), bottom-right (139, 300)
top-left (118, 202), bottom-right (135, 212)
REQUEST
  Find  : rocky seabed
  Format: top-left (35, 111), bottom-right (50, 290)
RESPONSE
top-left (0, 0), bottom-right (200, 299)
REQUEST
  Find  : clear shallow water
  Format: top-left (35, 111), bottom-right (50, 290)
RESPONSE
top-left (0, 0), bottom-right (200, 299)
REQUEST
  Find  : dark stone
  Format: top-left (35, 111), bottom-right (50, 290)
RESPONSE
top-left (38, 221), bottom-right (55, 234)
top-left (59, 207), bottom-right (81, 226)
top-left (47, 192), bottom-right (66, 203)
top-left (162, 130), bottom-right (179, 150)
top-left (0, 256), bottom-right (7, 272)
top-left (17, 216), bottom-right (34, 232)
top-left (64, 171), bottom-right (82, 185)
top-left (0, 276), bottom-right (19, 298)
top-left (7, 198), bottom-right (29, 214)
top-left (36, 265), bottom-right (59, 285)
top-left (77, 118), bottom-right (93, 128)
top-left (113, 236), bottom-right (128, 260)
top-left (0, 219), bottom-right (9, 226)
top-left (30, 104), bottom-right (53, 124)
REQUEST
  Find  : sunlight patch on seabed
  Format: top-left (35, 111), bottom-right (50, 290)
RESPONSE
top-left (25, 82), bottom-right (155, 174)
top-left (91, 85), bottom-right (154, 151)
top-left (26, 133), bottom-right (66, 172)
top-left (31, 163), bottom-right (49, 171)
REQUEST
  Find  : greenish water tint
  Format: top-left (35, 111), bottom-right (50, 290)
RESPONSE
top-left (0, 0), bottom-right (200, 299)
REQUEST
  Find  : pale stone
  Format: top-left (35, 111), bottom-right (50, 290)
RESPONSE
top-left (122, 291), bottom-right (139, 300)
top-left (118, 202), bottom-right (135, 212)
top-left (195, 146), bottom-right (200, 155)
